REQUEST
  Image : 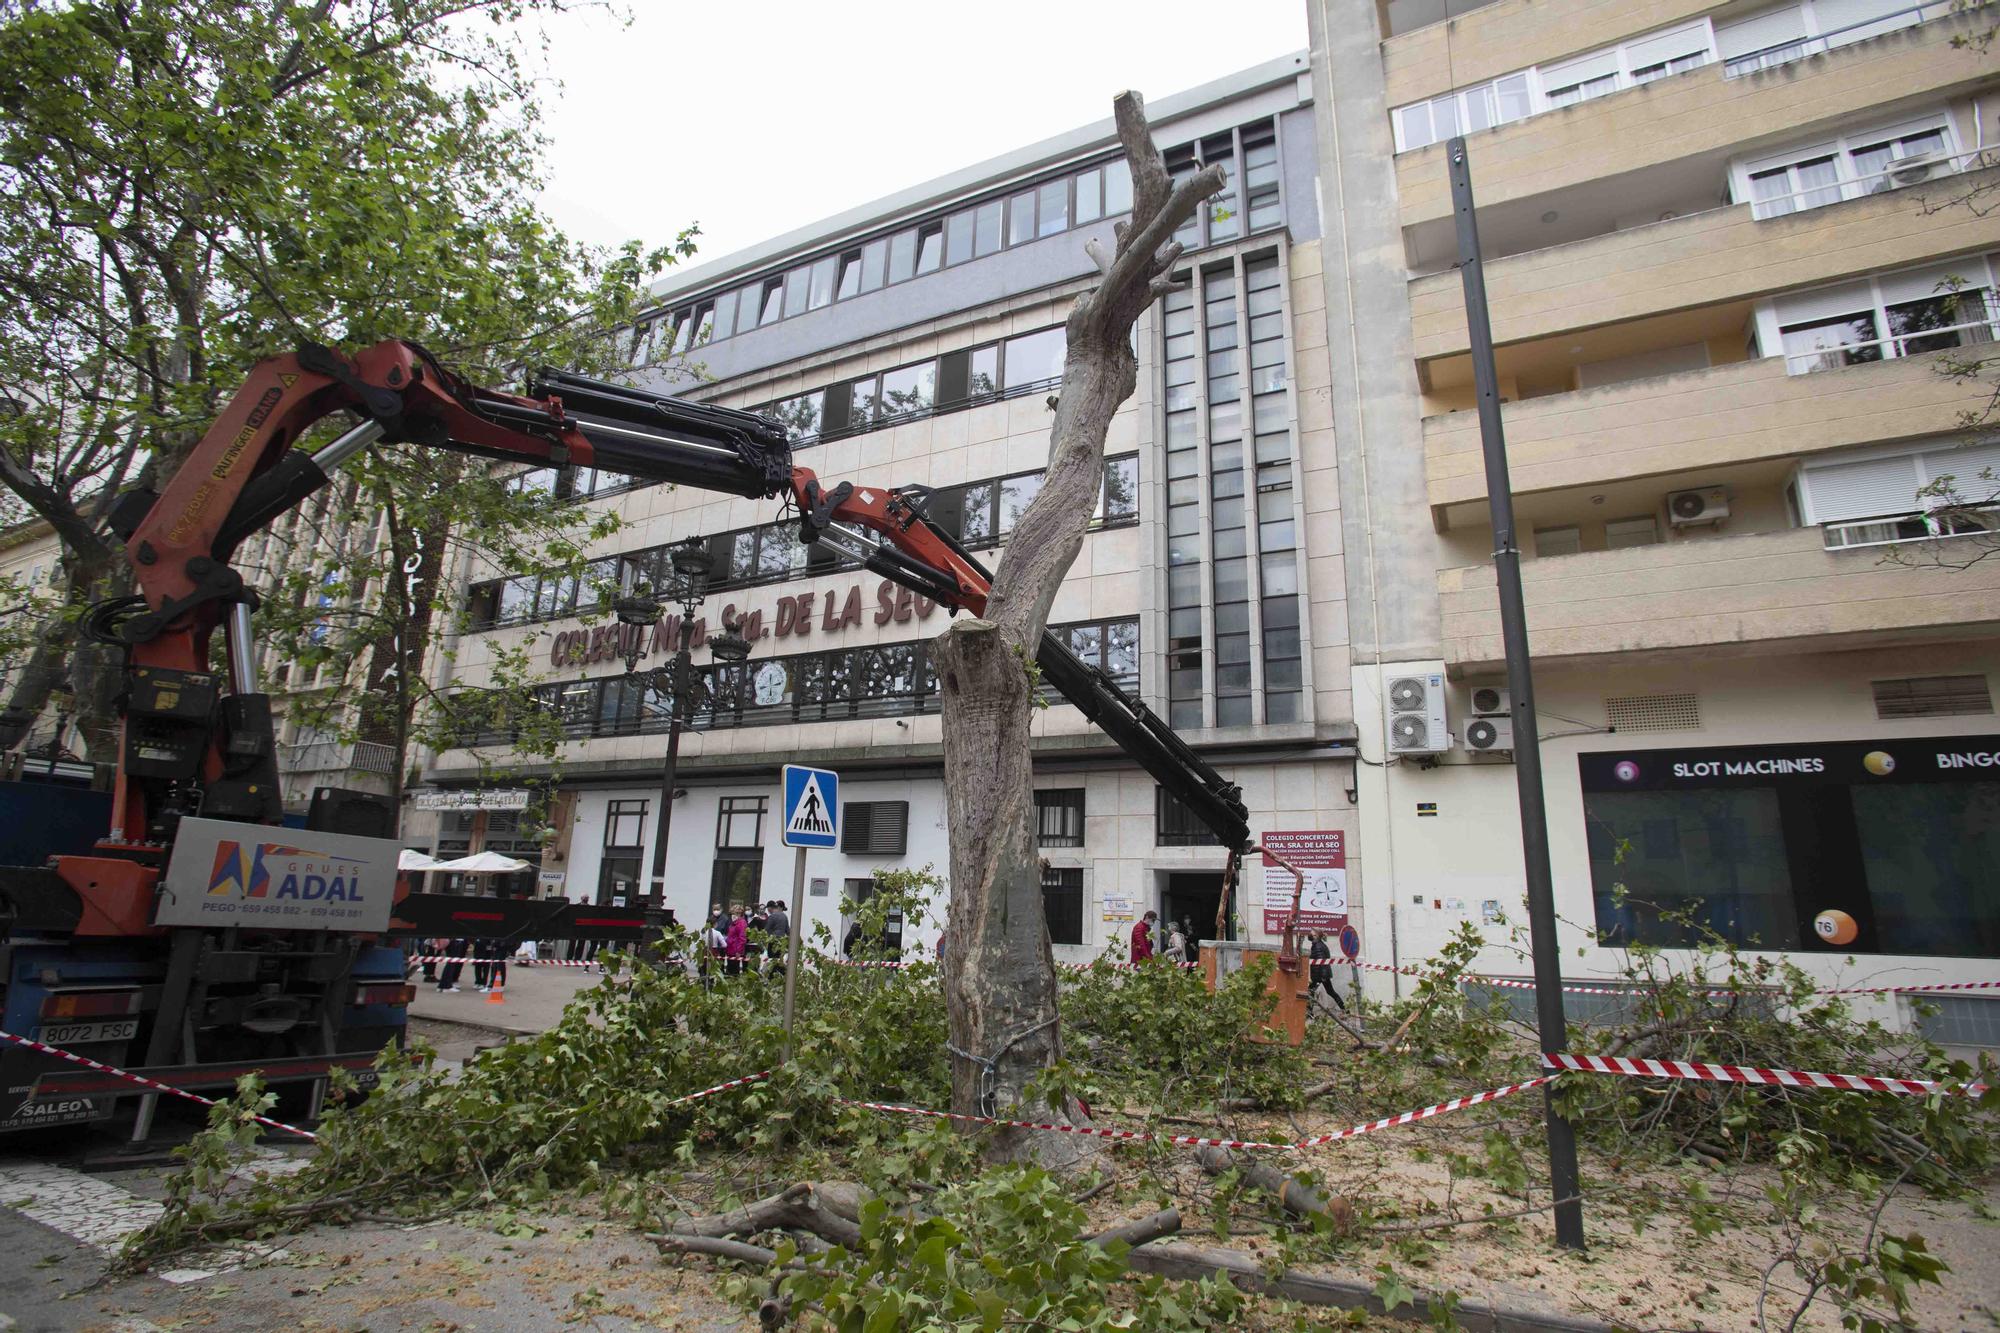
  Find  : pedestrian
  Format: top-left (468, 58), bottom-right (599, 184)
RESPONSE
top-left (1130, 910), bottom-right (1157, 963)
top-left (1308, 931), bottom-right (1345, 1011)
top-left (436, 938), bottom-right (468, 992)
top-left (765, 899), bottom-right (790, 969)
top-left (842, 919), bottom-right (862, 960)
top-left (724, 905), bottom-right (749, 976)
top-left (419, 936), bottom-right (440, 984)
top-left (487, 940), bottom-right (509, 993)
top-left (1165, 920), bottom-right (1187, 961)
top-left (1182, 922), bottom-right (1200, 967)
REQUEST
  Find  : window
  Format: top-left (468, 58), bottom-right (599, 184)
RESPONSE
top-left (973, 200), bottom-right (1003, 257)
top-left (1042, 867), bottom-right (1084, 945)
top-left (1002, 327), bottom-right (1065, 387)
top-left (717, 796), bottom-right (766, 849)
top-left (757, 278), bottom-right (784, 326)
top-left (808, 250), bottom-right (837, 308)
top-left (1073, 168), bottom-right (1102, 225)
top-left (1037, 178), bottom-right (1069, 237)
top-left (879, 362), bottom-right (936, 419)
top-left (1738, 114), bottom-right (1957, 218)
top-left (1872, 675), bottom-right (1993, 719)
top-left (1604, 516), bottom-right (1660, 549)
top-left (605, 799), bottom-right (648, 848)
top-left (783, 265), bottom-right (811, 319)
top-left (1763, 258), bottom-right (1998, 374)
top-left (945, 208), bottom-right (975, 267)
top-left (842, 800), bottom-right (909, 856)
top-left (1535, 526), bottom-right (1582, 557)
top-left (915, 221), bottom-right (944, 274)
top-left (836, 250), bottom-right (863, 301)
top-left (1795, 438), bottom-right (2000, 538)
top-left (1035, 789), bottom-right (1085, 847)
top-left (888, 228), bottom-right (918, 285)
top-left (1747, 155), bottom-right (1842, 218)
top-left (1008, 190), bottom-right (1036, 247)
top-left (1156, 788), bottom-right (1222, 847)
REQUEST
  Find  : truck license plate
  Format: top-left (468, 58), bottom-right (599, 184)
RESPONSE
top-left (33, 1019), bottom-right (139, 1046)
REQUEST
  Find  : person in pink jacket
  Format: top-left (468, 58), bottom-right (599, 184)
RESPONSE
top-left (1130, 910), bottom-right (1157, 962)
top-left (724, 905), bottom-right (749, 977)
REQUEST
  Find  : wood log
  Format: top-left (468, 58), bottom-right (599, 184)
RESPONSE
top-left (666, 1181), bottom-right (863, 1249)
top-left (1121, 1243), bottom-right (1613, 1332)
top-left (1218, 1077), bottom-right (1338, 1111)
top-left (1197, 1145), bottom-right (1337, 1224)
top-left (1090, 1207), bottom-right (1180, 1249)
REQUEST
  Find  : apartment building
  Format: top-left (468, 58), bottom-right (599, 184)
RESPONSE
top-left (415, 55), bottom-right (1365, 960)
top-left (1309, 0), bottom-right (2000, 1036)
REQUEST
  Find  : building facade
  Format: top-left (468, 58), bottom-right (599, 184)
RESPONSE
top-left (1308, 0), bottom-right (2000, 1036)
top-left (417, 56), bottom-right (1365, 961)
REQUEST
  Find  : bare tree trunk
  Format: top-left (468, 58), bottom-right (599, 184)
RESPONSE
top-left (938, 92), bottom-right (1223, 1161)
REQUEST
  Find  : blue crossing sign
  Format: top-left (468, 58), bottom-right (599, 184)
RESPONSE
top-left (781, 765), bottom-right (840, 848)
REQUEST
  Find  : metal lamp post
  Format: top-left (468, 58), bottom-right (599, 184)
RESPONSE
top-left (612, 538), bottom-right (751, 909)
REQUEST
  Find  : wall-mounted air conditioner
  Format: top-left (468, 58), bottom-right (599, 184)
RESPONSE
top-left (1888, 152), bottom-right (1948, 185)
top-left (1387, 674), bottom-right (1449, 755)
top-left (1464, 716), bottom-right (1515, 752)
top-left (1667, 486), bottom-right (1730, 526)
top-left (1469, 685), bottom-right (1511, 717)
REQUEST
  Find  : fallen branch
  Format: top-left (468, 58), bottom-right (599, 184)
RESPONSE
top-left (1090, 1207), bottom-right (1180, 1249)
top-left (1122, 1243), bottom-right (1613, 1332)
top-left (648, 1233), bottom-right (780, 1266)
top-left (1218, 1078), bottom-right (1337, 1112)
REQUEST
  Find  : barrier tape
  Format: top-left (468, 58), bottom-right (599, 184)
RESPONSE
top-left (0, 1028), bottom-right (318, 1141)
top-left (663, 1070), bottom-right (773, 1107)
top-left (818, 957), bottom-right (1200, 973)
top-left (1541, 1052), bottom-right (1990, 1098)
top-left (837, 1075), bottom-right (1553, 1153)
top-left (409, 955), bottom-right (607, 968)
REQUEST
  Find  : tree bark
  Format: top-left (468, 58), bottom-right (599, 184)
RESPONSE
top-left (936, 92), bottom-right (1224, 1160)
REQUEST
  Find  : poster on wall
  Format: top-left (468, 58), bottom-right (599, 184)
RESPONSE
top-left (1101, 893), bottom-right (1135, 922)
top-left (1258, 831), bottom-right (1347, 934)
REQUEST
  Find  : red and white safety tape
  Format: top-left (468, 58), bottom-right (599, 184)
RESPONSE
top-left (0, 1028), bottom-right (318, 1141)
top-left (663, 1069), bottom-right (773, 1107)
top-left (408, 955), bottom-right (606, 968)
top-left (837, 1075), bottom-right (1554, 1153)
top-left (1337, 957), bottom-right (2000, 1000)
top-left (817, 957), bottom-right (1201, 973)
top-left (1541, 1052), bottom-right (1990, 1098)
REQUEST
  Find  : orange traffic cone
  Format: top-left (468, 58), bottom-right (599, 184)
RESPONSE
top-left (485, 986), bottom-right (505, 1004)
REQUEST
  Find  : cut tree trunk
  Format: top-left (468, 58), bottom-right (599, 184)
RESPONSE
top-left (937, 91), bottom-right (1224, 1163)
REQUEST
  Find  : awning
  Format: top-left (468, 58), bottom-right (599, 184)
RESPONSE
top-left (431, 851), bottom-right (534, 874)
top-left (397, 850), bottom-right (447, 871)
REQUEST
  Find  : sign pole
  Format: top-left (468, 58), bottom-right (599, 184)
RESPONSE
top-left (780, 844), bottom-right (806, 1063)
top-left (1449, 135), bottom-right (1585, 1251)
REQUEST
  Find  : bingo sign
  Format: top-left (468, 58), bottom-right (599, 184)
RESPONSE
top-left (1258, 831), bottom-right (1348, 934)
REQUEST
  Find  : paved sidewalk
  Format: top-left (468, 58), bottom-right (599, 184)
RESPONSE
top-left (406, 958), bottom-right (605, 1035)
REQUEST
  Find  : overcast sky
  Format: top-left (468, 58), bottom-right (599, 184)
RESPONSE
top-left (531, 0), bottom-right (1307, 273)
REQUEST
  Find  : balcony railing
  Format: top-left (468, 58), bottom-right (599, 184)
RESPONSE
top-left (1722, 0), bottom-right (1959, 77)
top-left (280, 739), bottom-right (398, 777)
top-left (1783, 311), bottom-right (1996, 375)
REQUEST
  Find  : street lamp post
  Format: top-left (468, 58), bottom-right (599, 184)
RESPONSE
top-left (611, 538), bottom-right (750, 911)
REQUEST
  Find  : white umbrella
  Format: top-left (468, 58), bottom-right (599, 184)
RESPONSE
top-left (431, 850), bottom-right (533, 874)
top-left (398, 850), bottom-right (446, 871)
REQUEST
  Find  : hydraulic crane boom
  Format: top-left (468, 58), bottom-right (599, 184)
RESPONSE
top-left (95, 339), bottom-right (1251, 857)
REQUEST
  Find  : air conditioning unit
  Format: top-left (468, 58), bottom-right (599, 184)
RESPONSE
top-left (1888, 152), bottom-right (1947, 185)
top-left (1667, 486), bottom-right (1730, 526)
top-left (1469, 685), bottom-right (1511, 717)
top-left (1464, 716), bottom-right (1515, 752)
top-left (1387, 673), bottom-right (1449, 755)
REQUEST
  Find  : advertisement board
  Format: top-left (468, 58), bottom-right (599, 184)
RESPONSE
top-left (156, 817), bottom-right (400, 931)
top-left (1258, 830), bottom-right (1348, 934)
top-left (412, 788), bottom-right (530, 812)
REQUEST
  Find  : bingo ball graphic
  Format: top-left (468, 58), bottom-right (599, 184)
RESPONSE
top-left (1612, 760), bottom-right (1641, 783)
top-left (1814, 909), bottom-right (1859, 946)
top-left (1862, 751), bottom-right (1896, 776)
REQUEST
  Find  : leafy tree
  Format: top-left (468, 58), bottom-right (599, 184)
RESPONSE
top-left (0, 0), bottom-right (694, 776)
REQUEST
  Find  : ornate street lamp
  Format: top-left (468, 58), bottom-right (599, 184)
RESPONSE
top-left (638, 537), bottom-right (752, 908)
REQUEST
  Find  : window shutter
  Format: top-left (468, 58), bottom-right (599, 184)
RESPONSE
top-left (1716, 7), bottom-right (1809, 60)
top-left (1919, 442), bottom-right (2000, 502)
top-left (1772, 278), bottom-right (1874, 327)
top-left (1815, 0), bottom-right (1921, 45)
top-left (1625, 23), bottom-right (1711, 68)
top-left (1797, 452), bottom-right (1924, 523)
top-left (1541, 49), bottom-right (1621, 88)
top-left (1875, 261), bottom-right (1987, 309)
top-left (841, 801), bottom-right (909, 856)
top-left (1872, 675), bottom-right (1994, 719)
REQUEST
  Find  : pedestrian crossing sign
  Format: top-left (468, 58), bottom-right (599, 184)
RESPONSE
top-left (781, 765), bottom-right (840, 848)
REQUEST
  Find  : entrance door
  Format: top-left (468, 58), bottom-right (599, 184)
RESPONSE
top-left (709, 854), bottom-right (763, 919)
top-left (1163, 872), bottom-right (1231, 948)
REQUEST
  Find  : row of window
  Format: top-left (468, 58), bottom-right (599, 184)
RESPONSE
top-left (465, 454), bottom-right (1138, 630)
top-left (456, 617), bottom-right (1139, 746)
top-left (636, 117), bottom-right (1283, 358)
top-left (1736, 112), bottom-right (1958, 220)
top-left (754, 324), bottom-right (1068, 445)
top-left (1760, 253), bottom-right (1997, 377)
top-left (1392, 0), bottom-right (1936, 153)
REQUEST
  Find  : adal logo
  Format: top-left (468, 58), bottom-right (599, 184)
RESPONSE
top-left (207, 841), bottom-right (370, 902)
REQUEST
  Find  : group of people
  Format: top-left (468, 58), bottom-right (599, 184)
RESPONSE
top-left (415, 938), bottom-right (515, 993)
top-left (701, 900), bottom-right (790, 978)
top-left (1126, 910), bottom-right (1201, 965)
